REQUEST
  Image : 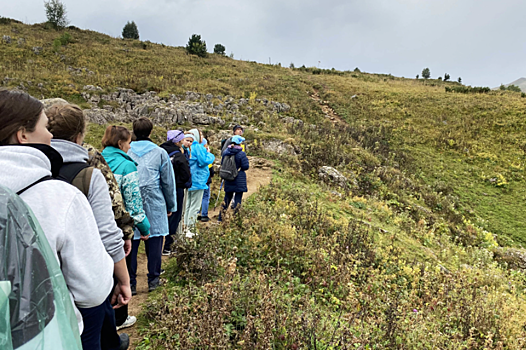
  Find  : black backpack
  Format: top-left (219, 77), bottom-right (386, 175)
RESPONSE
top-left (220, 155), bottom-right (238, 181)
top-left (57, 162), bottom-right (94, 197)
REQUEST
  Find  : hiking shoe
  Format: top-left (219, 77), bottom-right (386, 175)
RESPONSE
top-left (148, 279), bottom-right (161, 293)
top-left (117, 316), bottom-right (136, 331)
top-left (119, 333), bottom-right (130, 350)
top-left (197, 215), bottom-right (202, 221)
top-left (131, 285), bottom-right (136, 296)
top-left (160, 268), bottom-right (166, 275)
top-left (200, 216), bottom-right (210, 222)
top-left (162, 249), bottom-right (171, 256)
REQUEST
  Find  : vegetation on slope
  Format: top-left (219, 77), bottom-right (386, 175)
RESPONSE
top-left (2, 19), bottom-right (526, 348)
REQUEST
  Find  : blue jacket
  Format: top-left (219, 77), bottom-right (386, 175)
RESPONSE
top-left (222, 146), bottom-right (249, 193)
top-left (188, 141), bottom-right (215, 191)
top-left (129, 141), bottom-right (177, 239)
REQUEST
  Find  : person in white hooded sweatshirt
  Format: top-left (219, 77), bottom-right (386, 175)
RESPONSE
top-left (0, 90), bottom-right (123, 350)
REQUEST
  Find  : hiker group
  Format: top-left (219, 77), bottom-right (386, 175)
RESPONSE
top-left (0, 89), bottom-right (250, 350)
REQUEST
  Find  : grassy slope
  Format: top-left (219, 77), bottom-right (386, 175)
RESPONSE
top-left (3, 20), bottom-right (526, 348)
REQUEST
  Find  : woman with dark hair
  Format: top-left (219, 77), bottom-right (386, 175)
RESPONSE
top-left (0, 90), bottom-right (124, 349)
top-left (128, 117), bottom-right (176, 292)
top-left (47, 104), bottom-right (135, 334)
top-left (101, 125), bottom-right (151, 295)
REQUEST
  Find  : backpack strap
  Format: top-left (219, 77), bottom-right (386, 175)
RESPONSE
top-left (169, 150), bottom-right (180, 157)
top-left (58, 162), bottom-right (93, 197)
top-left (17, 176), bottom-right (54, 196)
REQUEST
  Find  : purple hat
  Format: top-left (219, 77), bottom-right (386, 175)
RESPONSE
top-left (167, 130), bottom-right (184, 143)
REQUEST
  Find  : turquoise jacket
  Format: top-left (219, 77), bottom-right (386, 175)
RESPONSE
top-left (129, 141), bottom-right (176, 239)
top-left (187, 129), bottom-right (215, 191)
top-left (101, 146), bottom-right (150, 236)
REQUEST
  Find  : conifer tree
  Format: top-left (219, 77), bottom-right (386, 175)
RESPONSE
top-left (122, 21), bottom-right (139, 40)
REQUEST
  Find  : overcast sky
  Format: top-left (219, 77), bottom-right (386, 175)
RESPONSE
top-left (1, 0), bottom-right (524, 87)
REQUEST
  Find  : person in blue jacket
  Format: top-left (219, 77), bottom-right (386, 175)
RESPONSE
top-left (128, 118), bottom-right (177, 292)
top-left (218, 135), bottom-right (249, 222)
top-left (184, 129), bottom-right (215, 236)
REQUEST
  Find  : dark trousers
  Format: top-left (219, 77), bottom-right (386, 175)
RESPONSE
top-left (163, 187), bottom-right (185, 252)
top-left (78, 295), bottom-right (120, 350)
top-left (218, 192), bottom-right (244, 221)
top-left (130, 236), bottom-right (163, 286)
top-left (114, 251), bottom-right (132, 327)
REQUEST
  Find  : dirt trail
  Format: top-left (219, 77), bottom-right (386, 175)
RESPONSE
top-left (310, 89), bottom-right (348, 126)
top-left (123, 160), bottom-right (273, 348)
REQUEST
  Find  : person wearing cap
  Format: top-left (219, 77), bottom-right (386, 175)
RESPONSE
top-left (218, 135), bottom-right (249, 222)
top-left (160, 130), bottom-right (191, 255)
top-left (221, 125), bottom-right (245, 155)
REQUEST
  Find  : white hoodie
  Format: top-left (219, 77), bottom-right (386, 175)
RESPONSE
top-left (0, 146), bottom-right (114, 333)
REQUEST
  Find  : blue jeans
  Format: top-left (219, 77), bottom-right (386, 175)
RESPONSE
top-left (218, 192), bottom-right (243, 221)
top-left (78, 295), bottom-right (120, 350)
top-left (199, 186), bottom-right (211, 217)
top-left (130, 236), bottom-right (163, 286)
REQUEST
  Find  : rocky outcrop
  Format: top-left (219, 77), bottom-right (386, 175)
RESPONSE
top-left (260, 139), bottom-right (298, 156)
top-left (41, 98), bottom-right (69, 110)
top-left (493, 248), bottom-right (526, 270)
top-left (79, 86), bottom-right (298, 128)
top-left (319, 166), bottom-right (351, 189)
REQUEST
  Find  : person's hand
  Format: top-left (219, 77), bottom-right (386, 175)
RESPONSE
top-left (123, 239), bottom-right (132, 257)
top-left (111, 282), bottom-right (132, 309)
top-left (140, 234), bottom-right (150, 241)
top-left (167, 212), bottom-right (172, 217)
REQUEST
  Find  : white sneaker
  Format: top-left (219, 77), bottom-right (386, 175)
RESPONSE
top-left (116, 315), bottom-right (137, 331)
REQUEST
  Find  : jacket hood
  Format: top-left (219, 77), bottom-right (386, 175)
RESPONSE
top-left (130, 140), bottom-right (158, 157)
top-left (224, 146), bottom-right (242, 156)
top-left (51, 139), bottom-right (89, 163)
top-left (160, 140), bottom-right (179, 155)
top-left (0, 145), bottom-right (61, 193)
top-left (101, 146), bottom-right (137, 170)
top-left (188, 129), bottom-right (201, 144)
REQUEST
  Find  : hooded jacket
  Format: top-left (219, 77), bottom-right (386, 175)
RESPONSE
top-left (160, 141), bottom-right (192, 189)
top-left (222, 146), bottom-right (250, 193)
top-left (52, 139), bottom-right (125, 263)
top-left (129, 140), bottom-right (177, 239)
top-left (187, 129), bottom-right (215, 191)
top-left (102, 146), bottom-right (150, 236)
top-left (0, 145), bottom-right (114, 333)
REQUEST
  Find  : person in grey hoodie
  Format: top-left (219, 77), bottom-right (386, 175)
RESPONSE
top-left (47, 104), bottom-right (136, 335)
top-left (0, 91), bottom-right (125, 349)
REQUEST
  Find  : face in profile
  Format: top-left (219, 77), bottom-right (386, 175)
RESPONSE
top-left (17, 111), bottom-right (53, 146)
top-left (119, 136), bottom-right (132, 153)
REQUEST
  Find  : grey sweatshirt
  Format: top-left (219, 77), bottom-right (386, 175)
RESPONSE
top-left (51, 139), bottom-right (125, 263)
top-left (0, 146), bottom-right (114, 333)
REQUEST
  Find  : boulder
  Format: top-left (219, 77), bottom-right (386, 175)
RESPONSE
top-left (319, 166), bottom-right (349, 189)
top-left (41, 98), bottom-right (69, 111)
top-left (493, 248), bottom-right (526, 270)
top-left (32, 46), bottom-right (43, 55)
top-left (2, 35), bottom-right (11, 44)
top-left (260, 139), bottom-right (298, 156)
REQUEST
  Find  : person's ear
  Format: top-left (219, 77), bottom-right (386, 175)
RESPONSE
top-left (15, 128), bottom-right (30, 144)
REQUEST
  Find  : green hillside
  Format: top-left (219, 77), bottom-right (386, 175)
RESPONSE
top-left (2, 19), bottom-right (526, 348)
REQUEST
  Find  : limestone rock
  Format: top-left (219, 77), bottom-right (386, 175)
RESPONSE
top-left (493, 248), bottom-right (526, 270)
top-left (41, 98), bottom-right (69, 111)
top-left (2, 35), bottom-right (11, 44)
top-left (260, 139), bottom-right (298, 156)
top-left (319, 166), bottom-right (349, 189)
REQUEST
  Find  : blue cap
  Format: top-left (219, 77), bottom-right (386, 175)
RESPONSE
top-left (231, 135), bottom-right (245, 144)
